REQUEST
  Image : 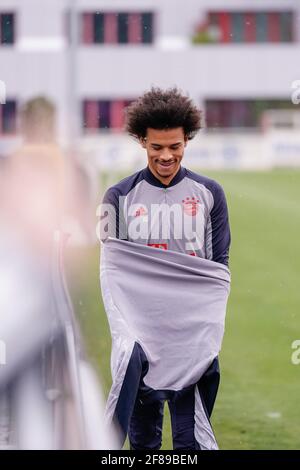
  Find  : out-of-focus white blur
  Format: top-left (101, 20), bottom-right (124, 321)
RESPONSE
top-left (0, 228), bottom-right (118, 449)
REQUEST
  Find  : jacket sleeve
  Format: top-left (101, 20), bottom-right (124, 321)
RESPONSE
top-left (100, 187), bottom-right (127, 242)
top-left (206, 182), bottom-right (231, 266)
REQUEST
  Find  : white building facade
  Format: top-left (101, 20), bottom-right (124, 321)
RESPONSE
top-left (1, 0), bottom-right (300, 168)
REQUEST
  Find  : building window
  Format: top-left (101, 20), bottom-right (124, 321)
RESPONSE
top-left (0, 100), bottom-right (17, 134)
top-left (82, 99), bottom-right (134, 132)
top-left (81, 12), bottom-right (153, 44)
top-left (205, 99), bottom-right (295, 129)
top-left (193, 11), bottom-right (294, 44)
top-left (0, 13), bottom-right (15, 45)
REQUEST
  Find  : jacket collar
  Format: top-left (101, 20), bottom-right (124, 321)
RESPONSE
top-left (142, 165), bottom-right (186, 188)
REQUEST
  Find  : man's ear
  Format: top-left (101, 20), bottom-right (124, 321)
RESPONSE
top-left (140, 137), bottom-right (147, 149)
top-left (184, 136), bottom-right (188, 147)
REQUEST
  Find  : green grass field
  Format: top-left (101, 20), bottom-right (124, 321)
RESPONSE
top-left (66, 170), bottom-right (300, 450)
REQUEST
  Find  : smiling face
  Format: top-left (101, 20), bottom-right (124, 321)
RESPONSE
top-left (141, 127), bottom-right (188, 186)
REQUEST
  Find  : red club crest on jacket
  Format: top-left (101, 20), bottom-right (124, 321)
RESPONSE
top-left (182, 197), bottom-right (200, 216)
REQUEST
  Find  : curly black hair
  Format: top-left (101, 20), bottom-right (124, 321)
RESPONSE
top-left (125, 87), bottom-right (202, 140)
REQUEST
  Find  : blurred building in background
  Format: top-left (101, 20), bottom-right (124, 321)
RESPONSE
top-left (1, 0), bottom-right (300, 169)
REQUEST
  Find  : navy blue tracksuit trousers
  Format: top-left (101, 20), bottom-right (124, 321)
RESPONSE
top-left (128, 357), bottom-right (220, 450)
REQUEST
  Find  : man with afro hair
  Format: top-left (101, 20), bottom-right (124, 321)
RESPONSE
top-left (101, 87), bottom-right (231, 450)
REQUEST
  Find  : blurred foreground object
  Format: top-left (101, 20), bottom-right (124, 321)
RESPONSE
top-left (0, 97), bottom-right (112, 449)
top-left (1, 96), bottom-right (96, 252)
top-left (1, 97), bottom-right (66, 255)
top-left (0, 230), bottom-right (117, 449)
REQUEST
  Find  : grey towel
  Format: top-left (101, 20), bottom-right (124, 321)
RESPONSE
top-left (100, 238), bottom-right (230, 449)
